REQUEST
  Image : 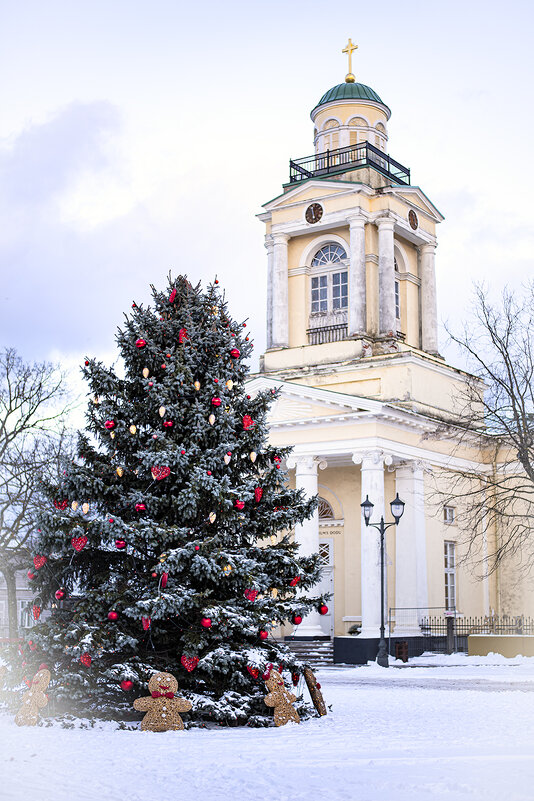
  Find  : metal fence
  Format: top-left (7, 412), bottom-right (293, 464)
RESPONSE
top-left (388, 609), bottom-right (534, 659)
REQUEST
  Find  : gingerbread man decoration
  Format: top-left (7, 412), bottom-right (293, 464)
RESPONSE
top-left (15, 668), bottom-right (50, 726)
top-left (133, 671), bottom-right (192, 731)
top-left (264, 667), bottom-right (300, 726)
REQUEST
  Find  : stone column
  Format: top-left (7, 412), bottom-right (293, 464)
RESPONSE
top-left (394, 463), bottom-right (429, 634)
top-left (265, 236), bottom-right (274, 349)
top-left (271, 233), bottom-right (289, 348)
top-left (355, 451), bottom-right (385, 638)
top-left (420, 243), bottom-right (439, 354)
top-left (377, 217), bottom-right (396, 337)
top-left (287, 456), bottom-right (324, 638)
top-left (348, 215), bottom-right (366, 336)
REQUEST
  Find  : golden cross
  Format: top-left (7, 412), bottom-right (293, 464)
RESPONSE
top-left (342, 38), bottom-right (358, 83)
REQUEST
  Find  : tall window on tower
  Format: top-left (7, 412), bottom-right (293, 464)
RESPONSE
top-left (394, 258), bottom-right (401, 321)
top-left (444, 541), bottom-right (457, 611)
top-left (308, 243), bottom-right (349, 344)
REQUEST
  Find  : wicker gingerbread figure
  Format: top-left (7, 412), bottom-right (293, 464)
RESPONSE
top-left (133, 671), bottom-right (191, 731)
top-left (264, 667), bottom-right (300, 726)
top-left (15, 667), bottom-right (51, 726)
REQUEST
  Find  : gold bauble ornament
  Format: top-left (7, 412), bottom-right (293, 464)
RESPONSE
top-left (224, 454), bottom-right (231, 465)
top-left (71, 501), bottom-right (78, 511)
top-left (110, 431), bottom-right (115, 439)
top-left (159, 406), bottom-right (166, 418)
top-left (249, 451), bottom-right (257, 463)
top-left (271, 588), bottom-right (278, 598)
top-left (129, 425), bottom-right (137, 434)
top-left (223, 564), bottom-right (232, 575)
top-left (270, 535), bottom-right (277, 545)
top-left (209, 512), bottom-right (216, 523)
top-left (226, 380), bottom-right (234, 390)
top-left (116, 467), bottom-right (124, 477)
top-left (209, 414), bottom-right (215, 425)
top-left (82, 503), bottom-right (89, 515)
top-left (194, 380), bottom-right (201, 390)
top-left (142, 367), bottom-right (149, 378)
top-left (159, 553), bottom-right (167, 563)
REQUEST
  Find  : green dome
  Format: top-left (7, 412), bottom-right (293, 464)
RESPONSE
top-left (312, 82), bottom-right (390, 117)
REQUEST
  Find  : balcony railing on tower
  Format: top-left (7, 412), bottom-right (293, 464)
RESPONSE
top-left (289, 141), bottom-right (410, 186)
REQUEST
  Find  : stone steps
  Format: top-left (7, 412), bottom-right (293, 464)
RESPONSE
top-left (283, 638), bottom-right (334, 668)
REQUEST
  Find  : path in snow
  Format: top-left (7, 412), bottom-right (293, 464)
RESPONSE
top-left (1, 654), bottom-right (534, 801)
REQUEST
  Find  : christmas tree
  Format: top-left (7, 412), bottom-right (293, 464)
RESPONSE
top-left (22, 276), bottom-right (324, 725)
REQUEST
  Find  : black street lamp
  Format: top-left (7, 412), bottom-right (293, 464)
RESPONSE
top-left (361, 492), bottom-right (405, 668)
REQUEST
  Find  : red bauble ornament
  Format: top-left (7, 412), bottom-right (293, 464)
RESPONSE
top-left (207, 470), bottom-right (212, 476)
top-left (84, 360), bottom-right (89, 366)
top-left (121, 680), bottom-right (133, 691)
top-left (244, 589), bottom-right (258, 602)
top-left (27, 570), bottom-right (35, 580)
top-left (104, 420), bottom-right (115, 430)
top-left (292, 672), bottom-right (299, 686)
top-left (163, 420), bottom-right (173, 427)
top-left (211, 397), bottom-right (221, 407)
top-left (242, 415), bottom-right (255, 430)
top-left (151, 465), bottom-right (170, 481)
top-left (71, 536), bottom-right (88, 552)
top-left (179, 328), bottom-right (188, 344)
top-left (316, 682), bottom-right (322, 689)
top-left (319, 604), bottom-right (329, 615)
top-left (181, 449), bottom-right (186, 455)
top-left (151, 572), bottom-right (157, 578)
top-left (135, 503), bottom-right (146, 512)
top-left (246, 666), bottom-right (259, 679)
top-left (230, 348), bottom-right (241, 359)
top-left (80, 653), bottom-right (92, 667)
top-left (32, 605), bottom-right (42, 620)
top-left (115, 539), bottom-right (126, 550)
top-left (259, 630), bottom-right (269, 640)
top-left (135, 338), bottom-right (146, 348)
top-left (290, 576), bottom-right (301, 587)
top-left (235, 499), bottom-right (245, 510)
top-left (201, 616), bottom-right (212, 628)
top-left (33, 555), bottom-right (47, 569)
top-left (161, 364), bottom-right (166, 369)
top-left (55, 589), bottom-right (65, 601)
top-left (194, 545), bottom-right (200, 551)
top-left (254, 487), bottom-right (263, 503)
top-left (108, 610), bottom-right (119, 621)
top-left (181, 655), bottom-right (199, 673)
top-left (148, 381), bottom-right (153, 388)
top-left (54, 498), bottom-right (68, 510)
top-left (292, 614), bottom-right (303, 626)
top-left (142, 617), bottom-right (151, 630)
top-left (161, 572), bottom-right (168, 589)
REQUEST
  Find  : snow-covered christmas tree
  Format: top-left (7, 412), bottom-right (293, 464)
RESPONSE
top-left (22, 276), bottom-right (324, 725)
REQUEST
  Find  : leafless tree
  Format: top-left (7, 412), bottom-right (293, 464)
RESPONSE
top-left (429, 282), bottom-right (534, 574)
top-left (0, 348), bottom-right (71, 640)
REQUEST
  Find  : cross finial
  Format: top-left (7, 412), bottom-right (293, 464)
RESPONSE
top-left (342, 38), bottom-right (358, 83)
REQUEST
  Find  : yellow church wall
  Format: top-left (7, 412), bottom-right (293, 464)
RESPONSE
top-left (313, 103), bottom-right (388, 130)
top-left (287, 272), bottom-right (307, 347)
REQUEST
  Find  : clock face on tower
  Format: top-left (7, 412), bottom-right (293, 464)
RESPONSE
top-left (305, 203), bottom-right (323, 224)
top-left (408, 209), bottom-right (419, 230)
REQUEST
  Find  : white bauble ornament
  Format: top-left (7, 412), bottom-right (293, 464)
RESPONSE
top-left (209, 414), bottom-right (215, 425)
top-left (142, 367), bottom-right (149, 378)
top-left (224, 454), bottom-right (231, 465)
top-left (159, 406), bottom-right (166, 418)
top-left (249, 451), bottom-right (257, 463)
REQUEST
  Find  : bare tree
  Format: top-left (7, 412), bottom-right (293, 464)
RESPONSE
top-left (429, 283), bottom-right (534, 574)
top-left (0, 348), bottom-right (70, 640)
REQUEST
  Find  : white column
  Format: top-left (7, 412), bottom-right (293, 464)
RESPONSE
top-left (265, 236), bottom-right (274, 349)
top-left (357, 451), bottom-right (385, 638)
top-left (377, 217), bottom-right (396, 337)
top-left (394, 464), bottom-right (429, 635)
top-left (288, 456), bottom-right (324, 638)
top-left (420, 243), bottom-right (439, 354)
top-left (271, 233), bottom-right (289, 348)
top-left (348, 215), bottom-right (366, 336)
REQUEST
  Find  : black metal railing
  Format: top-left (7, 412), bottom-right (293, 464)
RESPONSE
top-left (289, 140), bottom-right (410, 185)
top-left (307, 323), bottom-right (348, 345)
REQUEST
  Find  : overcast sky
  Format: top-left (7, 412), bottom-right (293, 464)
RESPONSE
top-left (1, 0), bottom-right (533, 391)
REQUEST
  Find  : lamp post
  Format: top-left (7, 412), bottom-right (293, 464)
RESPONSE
top-left (361, 492), bottom-right (405, 668)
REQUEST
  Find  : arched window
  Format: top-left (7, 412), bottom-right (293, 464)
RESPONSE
top-left (311, 244), bottom-right (348, 315)
top-left (318, 497), bottom-right (334, 519)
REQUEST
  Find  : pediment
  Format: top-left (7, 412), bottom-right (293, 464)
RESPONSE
top-left (261, 181), bottom-right (355, 212)
top-left (391, 187), bottom-right (444, 222)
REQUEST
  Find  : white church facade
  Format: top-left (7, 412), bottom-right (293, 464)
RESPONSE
top-left (247, 46), bottom-right (534, 662)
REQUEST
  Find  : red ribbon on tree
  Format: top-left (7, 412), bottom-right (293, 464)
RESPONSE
top-left (169, 288), bottom-right (177, 304)
top-left (242, 415), bottom-right (255, 430)
top-left (179, 328), bottom-right (188, 344)
top-left (142, 617), bottom-right (151, 630)
top-left (254, 487), bottom-right (263, 503)
top-left (53, 499), bottom-right (68, 510)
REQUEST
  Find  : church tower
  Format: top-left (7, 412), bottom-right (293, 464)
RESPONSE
top-left (258, 41), bottom-right (455, 420)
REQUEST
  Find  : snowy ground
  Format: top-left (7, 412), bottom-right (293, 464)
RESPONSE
top-left (2, 653), bottom-right (534, 801)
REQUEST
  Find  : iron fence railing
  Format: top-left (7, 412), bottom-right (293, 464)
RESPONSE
top-left (289, 140), bottom-right (411, 185)
top-left (307, 323), bottom-right (348, 345)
